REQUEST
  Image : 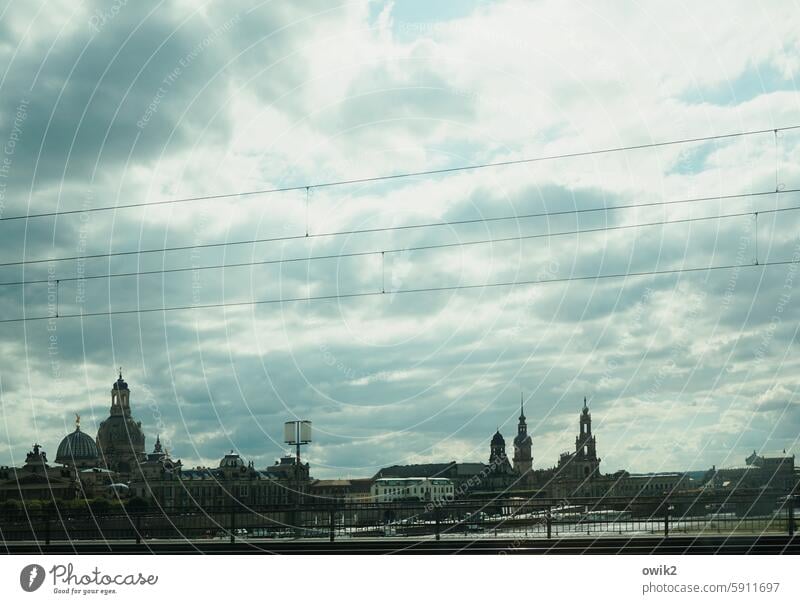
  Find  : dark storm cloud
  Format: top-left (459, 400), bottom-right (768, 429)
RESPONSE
top-left (0, 6), bottom-right (227, 197)
top-left (0, 1), bottom-right (352, 217)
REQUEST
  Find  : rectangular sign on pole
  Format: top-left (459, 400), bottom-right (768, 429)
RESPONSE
top-left (284, 420), bottom-right (312, 443)
top-left (284, 421), bottom-right (295, 444)
top-left (300, 420), bottom-right (312, 443)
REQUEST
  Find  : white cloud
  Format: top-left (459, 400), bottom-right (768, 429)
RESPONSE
top-left (0, 1), bottom-right (798, 477)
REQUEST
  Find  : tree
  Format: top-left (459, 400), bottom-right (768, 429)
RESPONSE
top-left (0, 499), bottom-right (21, 515)
top-left (89, 498), bottom-right (111, 514)
top-left (126, 496), bottom-right (149, 513)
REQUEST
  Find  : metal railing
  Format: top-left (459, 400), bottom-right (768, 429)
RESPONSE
top-left (0, 492), bottom-right (795, 545)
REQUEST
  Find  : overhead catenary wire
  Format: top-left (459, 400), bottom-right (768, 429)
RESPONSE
top-left (1, 124), bottom-right (798, 223)
top-left (2, 187), bottom-right (797, 270)
top-left (0, 259), bottom-right (796, 324)
top-left (2, 203), bottom-right (799, 288)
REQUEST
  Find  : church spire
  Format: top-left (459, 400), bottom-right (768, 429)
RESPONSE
top-left (513, 393), bottom-right (533, 477)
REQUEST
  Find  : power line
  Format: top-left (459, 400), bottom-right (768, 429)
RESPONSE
top-left (1, 259), bottom-right (796, 324)
top-left (3, 203), bottom-right (798, 288)
top-left (1, 125), bottom-right (797, 223)
top-left (2, 187), bottom-right (796, 269)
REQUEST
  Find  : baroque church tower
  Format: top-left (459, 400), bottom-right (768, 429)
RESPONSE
top-left (513, 395), bottom-right (533, 477)
top-left (556, 397), bottom-right (602, 483)
top-left (573, 397), bottom-right (600, 478)
top-left (96, 371), bottom-right (146, 476)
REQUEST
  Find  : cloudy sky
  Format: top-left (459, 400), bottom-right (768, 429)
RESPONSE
top-left (0, 1), bottom-right (799, 478)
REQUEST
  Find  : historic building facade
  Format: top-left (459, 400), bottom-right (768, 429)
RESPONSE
top-left (371, 477), bottom-right (454, 502)
top-left (0, 371), bottom-right (304, 507)
top-left (2, 376), bottom-right (797, 508)
top-left (0, 414), bottom-right (118, 503)
top-left (309, 478), bottom-right (373, 502)
top-left (0, 444), bottom-right (76, 502)
top-left (703, 451), bottom-right (798, 494)
top-left (373, 461), bottom-right (490, 496)
top-left (128, 446), bottom-right (294, 508)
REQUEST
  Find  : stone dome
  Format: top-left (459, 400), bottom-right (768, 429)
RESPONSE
top-left (491, 430), bottom-right (505, 447)
top-left (96, 415), bottom-right (146, 472)
top-left (219, 452), bottom-right (245, 468)
top-left (55, 426), bottom-right (99, 467)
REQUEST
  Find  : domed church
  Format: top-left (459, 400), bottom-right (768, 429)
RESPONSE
top-left (55, 415), bottom-right (99, 468)
top-left (96, 371), bottom-right (146, 476)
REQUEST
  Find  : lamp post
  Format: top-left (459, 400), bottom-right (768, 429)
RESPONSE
top-left (284, 421), bottom-right (311, 535)
top-left (284, 420), bottom-right (312, 470)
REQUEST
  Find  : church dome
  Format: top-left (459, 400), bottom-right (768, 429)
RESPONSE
top-left (56, 426), bottom-right (99, 466)
top-left (491, 430), bottom-right (505, 446)
top-left (96, 415), bottom-right (146, 472)
top-left (219, 452), bottom-right (245, 468)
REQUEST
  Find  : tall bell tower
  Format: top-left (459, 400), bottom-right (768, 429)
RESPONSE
top-left (513, 394), bottom-right (533, 477)
top-left (110, 368), bottom-right (131, 416)
top-left (574, 397), bottom-right (600, 477)
top-left (96, 369), bottom-right (146, 476)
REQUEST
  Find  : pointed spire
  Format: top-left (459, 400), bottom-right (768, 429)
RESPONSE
top-left (583, 395), bottom-right (588, 411)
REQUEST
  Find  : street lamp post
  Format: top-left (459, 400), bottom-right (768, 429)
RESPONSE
top-left (284, 420), bottom-right (311, 535)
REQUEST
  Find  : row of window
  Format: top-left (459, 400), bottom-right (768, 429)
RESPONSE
top-left (377, 486), bottom-right (452, 495)
top-left (148, 484), bottom-right (290, 504)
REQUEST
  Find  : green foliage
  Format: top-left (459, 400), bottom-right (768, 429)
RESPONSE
top-left (88, 498), bottom-right (111, 514)
top-left (126, 496), bottom-right (149, 512)
top-left (0, 499), bottom-right (21, 512)
top-left (23, 500), bottom-right (42, 512)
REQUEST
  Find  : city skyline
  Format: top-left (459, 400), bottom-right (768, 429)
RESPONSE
top-left (0, 370), bottom-right (791, 480)
top-left (0, 2), bottom-right (798, 486)
top-left (1, 2), bottom-right (799, 574)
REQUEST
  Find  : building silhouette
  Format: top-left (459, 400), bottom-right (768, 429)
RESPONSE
top-left (0, 375), bottom-right (797, 507)
top-left (96, 372), bottom-right (146, 475)
top-left (555, 397), bottom-right (601, 482)
top-left (0, 371), bottom-right (306, 506)
top-left (512, 396), bottom-right (533, 478)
